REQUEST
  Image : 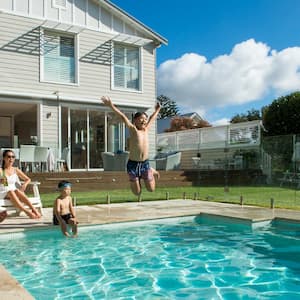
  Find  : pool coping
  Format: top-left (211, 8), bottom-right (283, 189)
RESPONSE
top-left (1, 199), bottom-right (300, 299)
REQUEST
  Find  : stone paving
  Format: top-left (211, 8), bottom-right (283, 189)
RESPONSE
top-left (1, 199), bottom-right (300, 299)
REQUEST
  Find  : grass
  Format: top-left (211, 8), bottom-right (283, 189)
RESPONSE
top-left (39, 185), bottom-right (300, 210)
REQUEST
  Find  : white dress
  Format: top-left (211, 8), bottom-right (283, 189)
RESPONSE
top-left (0, 168), bottom-right (21, 195)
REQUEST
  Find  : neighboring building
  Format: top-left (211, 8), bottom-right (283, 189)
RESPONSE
top-left (0, 0), bottom-right (167, 170)
top-left (157, 112), bottom-right (203, 133)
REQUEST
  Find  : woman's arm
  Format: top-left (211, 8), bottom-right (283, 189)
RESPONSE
top-left (15, 168), bottom-right (31, 192)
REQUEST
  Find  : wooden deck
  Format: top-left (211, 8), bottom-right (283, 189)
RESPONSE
top-left (27, 169), bottom-right (266, 193)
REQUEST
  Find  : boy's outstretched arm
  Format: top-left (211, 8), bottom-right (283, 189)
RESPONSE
top-left (147, 102), bottom-right (161, 127)
top-left (101, 96), bottom-right (132, 127)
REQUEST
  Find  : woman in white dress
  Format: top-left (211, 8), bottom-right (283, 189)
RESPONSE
top-left (0, 149), bottom-right (41, 219)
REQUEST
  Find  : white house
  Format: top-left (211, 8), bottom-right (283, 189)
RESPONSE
top-left (0, 0), bottom-right (167, 170)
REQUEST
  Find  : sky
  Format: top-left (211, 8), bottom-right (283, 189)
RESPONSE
top-left (111, 0), bottom-right (300, 125)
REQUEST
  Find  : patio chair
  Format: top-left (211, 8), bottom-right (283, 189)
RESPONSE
top-left (19, 145), bottom-right (36, 172)
top-left (34, 146), bottom-right (49, 172)
top-left (101, 151), bottom-right (129, 171)
top-left (56, 147), bottom-right (69, 172)
top-left (150, 151), bottom-right (182, 170)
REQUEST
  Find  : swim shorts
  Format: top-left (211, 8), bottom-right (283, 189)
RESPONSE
top-left (127, 159), bottom-right (153, 182)
top-left (53, 213), bottom-right (72, 225)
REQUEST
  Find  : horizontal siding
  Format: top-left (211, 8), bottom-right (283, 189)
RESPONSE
top-left (41, 104), bottom-right (59, 154)
top-left (0, 12), bottom-right (157, 109)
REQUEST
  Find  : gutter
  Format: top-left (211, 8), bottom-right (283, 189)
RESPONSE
top-left (0, 90), bottom-right (150, 110)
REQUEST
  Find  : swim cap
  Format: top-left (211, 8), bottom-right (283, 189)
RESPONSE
top-left (58, 181), bottom-right (72, 189)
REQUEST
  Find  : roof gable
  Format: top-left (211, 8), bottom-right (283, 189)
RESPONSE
top-left (0, 0), bottom-right (167, 47)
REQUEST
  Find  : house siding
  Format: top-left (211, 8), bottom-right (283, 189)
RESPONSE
top-left (0, 0), bottom-right (165, 164)
top-left (0, 12), bottom-right (156, 107)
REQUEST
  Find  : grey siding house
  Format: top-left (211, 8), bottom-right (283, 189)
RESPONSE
top-left (0, 0), bottom-right (167, 170)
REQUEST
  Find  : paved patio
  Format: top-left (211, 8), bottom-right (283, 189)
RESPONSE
top-left (1, 199), bottom-right (300, 299)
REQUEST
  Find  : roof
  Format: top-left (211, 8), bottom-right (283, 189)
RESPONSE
top-left (100, 0), bottom-right (168, 46)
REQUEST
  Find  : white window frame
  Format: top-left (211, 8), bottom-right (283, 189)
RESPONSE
top-left (111, 42), bottom-right (142, 92)
top-left (52, 0), bottom-right (67, 10)
top-left (40, 29), bottom-right (79, 85)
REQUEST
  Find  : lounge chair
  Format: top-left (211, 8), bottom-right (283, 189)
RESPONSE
top-left (0, 181), bottom-right (43, 216)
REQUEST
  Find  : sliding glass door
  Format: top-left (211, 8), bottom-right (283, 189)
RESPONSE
top-left (63, 107), bottom-right (131, 170)
top-left (70, 109), bottom-right (87, 169)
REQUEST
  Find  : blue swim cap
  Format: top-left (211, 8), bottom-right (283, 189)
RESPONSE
top-left (58, 181), bottom-right (72, 189)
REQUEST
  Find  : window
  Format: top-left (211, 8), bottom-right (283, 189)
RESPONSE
top-left (42, 31), bottom-right (76, 84)
top-left (113, 43), bottom-right (140, 91)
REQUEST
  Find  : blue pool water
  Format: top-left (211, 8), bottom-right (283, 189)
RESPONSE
top-left (1, 215), bottom-right (300, 299)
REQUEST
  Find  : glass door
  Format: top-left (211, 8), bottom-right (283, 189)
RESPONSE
top-left (70, 109), bottom-right (87, 169)
top-left (89, 111), bottom-right (105, 169)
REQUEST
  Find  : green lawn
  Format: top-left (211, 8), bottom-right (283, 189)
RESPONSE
top-left (40, 186), bottom-right (300, 210)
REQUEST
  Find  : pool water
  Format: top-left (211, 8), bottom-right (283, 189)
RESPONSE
top-left (1, 215), bottom-right (300, 299)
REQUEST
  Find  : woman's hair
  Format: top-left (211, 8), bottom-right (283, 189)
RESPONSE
top-left (1, 150), bottom-right (14, 169)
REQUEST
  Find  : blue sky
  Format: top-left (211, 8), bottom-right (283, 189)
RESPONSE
top-left (111, 0), bottom-right (300, 125)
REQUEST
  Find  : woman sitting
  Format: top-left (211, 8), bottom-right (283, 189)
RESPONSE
top-left (0, 149), bottom-right (41, 219)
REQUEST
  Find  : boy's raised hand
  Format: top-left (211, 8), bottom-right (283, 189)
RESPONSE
top-left (155, 102), bottom-right (161, 111)
top-left (101, 96), bottom-right (112, 107)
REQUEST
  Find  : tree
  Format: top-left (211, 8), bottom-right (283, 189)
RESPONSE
top-left (262, 91), bottom-right (300, 136)
top-left (156, 95), bottom-right (179, 119)
top-left (230, 109), bottom-right (261, 123)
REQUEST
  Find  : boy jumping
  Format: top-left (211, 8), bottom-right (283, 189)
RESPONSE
top-left (101, 96), bottom-right (160, 199)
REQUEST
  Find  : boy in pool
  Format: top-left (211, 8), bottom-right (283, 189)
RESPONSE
top-left (53, 180), bottom-right (78, 237)
top-left (101, 96), bottom-right (160, 199)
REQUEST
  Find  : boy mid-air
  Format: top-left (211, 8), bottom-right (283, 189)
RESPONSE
top-left (101, 96), bottom-right (160, 200)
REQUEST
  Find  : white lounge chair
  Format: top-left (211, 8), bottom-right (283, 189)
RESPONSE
top-left (0, 181), bottom-right (43, 216)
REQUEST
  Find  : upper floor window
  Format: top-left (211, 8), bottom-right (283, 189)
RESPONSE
top-left (41, 30), bottom-right (76, 84)
top-left (113, 43), bottom-right (140, 91)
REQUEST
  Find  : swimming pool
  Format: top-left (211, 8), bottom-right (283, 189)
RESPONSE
top-left (0, 215), bottom-right (300, 299)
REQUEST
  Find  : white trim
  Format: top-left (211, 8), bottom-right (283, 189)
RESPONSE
top-left (112, 33), bottom-right (152, 46)
top-left (0, 90), bottom-right (150, 109)
top-left (52, 0), bottom-right (67, 10)
top-left (38, 103), bottom-right (43, 145)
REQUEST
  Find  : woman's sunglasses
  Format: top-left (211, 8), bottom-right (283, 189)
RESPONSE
top-left (5, 155), bottom-right (15, 159)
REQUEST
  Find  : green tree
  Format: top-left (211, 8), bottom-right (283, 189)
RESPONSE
top-left (230, 109), bottom-right (261, 123)
top-left (262, 91), bottom-right (300, 136)
top-left (157, 95), bottom-right (179, 119)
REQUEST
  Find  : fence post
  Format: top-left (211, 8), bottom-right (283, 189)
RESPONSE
top-left (240, 195), bottom-right (243, 206)
top-left (270, 198), bottom-right (274, 209)
top-left (183, 192), bottom-right (186, 200)
top-left (106, 194), bottom-right (110, 205)
top-left (166, 192), bottom-right (169, 200)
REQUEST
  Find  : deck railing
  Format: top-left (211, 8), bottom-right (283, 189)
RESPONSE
top-left (157, 120), bottom-right (261, 151)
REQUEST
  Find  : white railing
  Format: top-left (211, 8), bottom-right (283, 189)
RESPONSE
top-left (157, 120), bottom-right (261, 151)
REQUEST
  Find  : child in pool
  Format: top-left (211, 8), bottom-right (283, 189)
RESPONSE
top-left (53, 180), bottom-right (78, 237)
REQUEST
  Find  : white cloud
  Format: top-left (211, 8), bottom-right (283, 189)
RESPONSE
top-left (157, 39), bottom-right (300, 120)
